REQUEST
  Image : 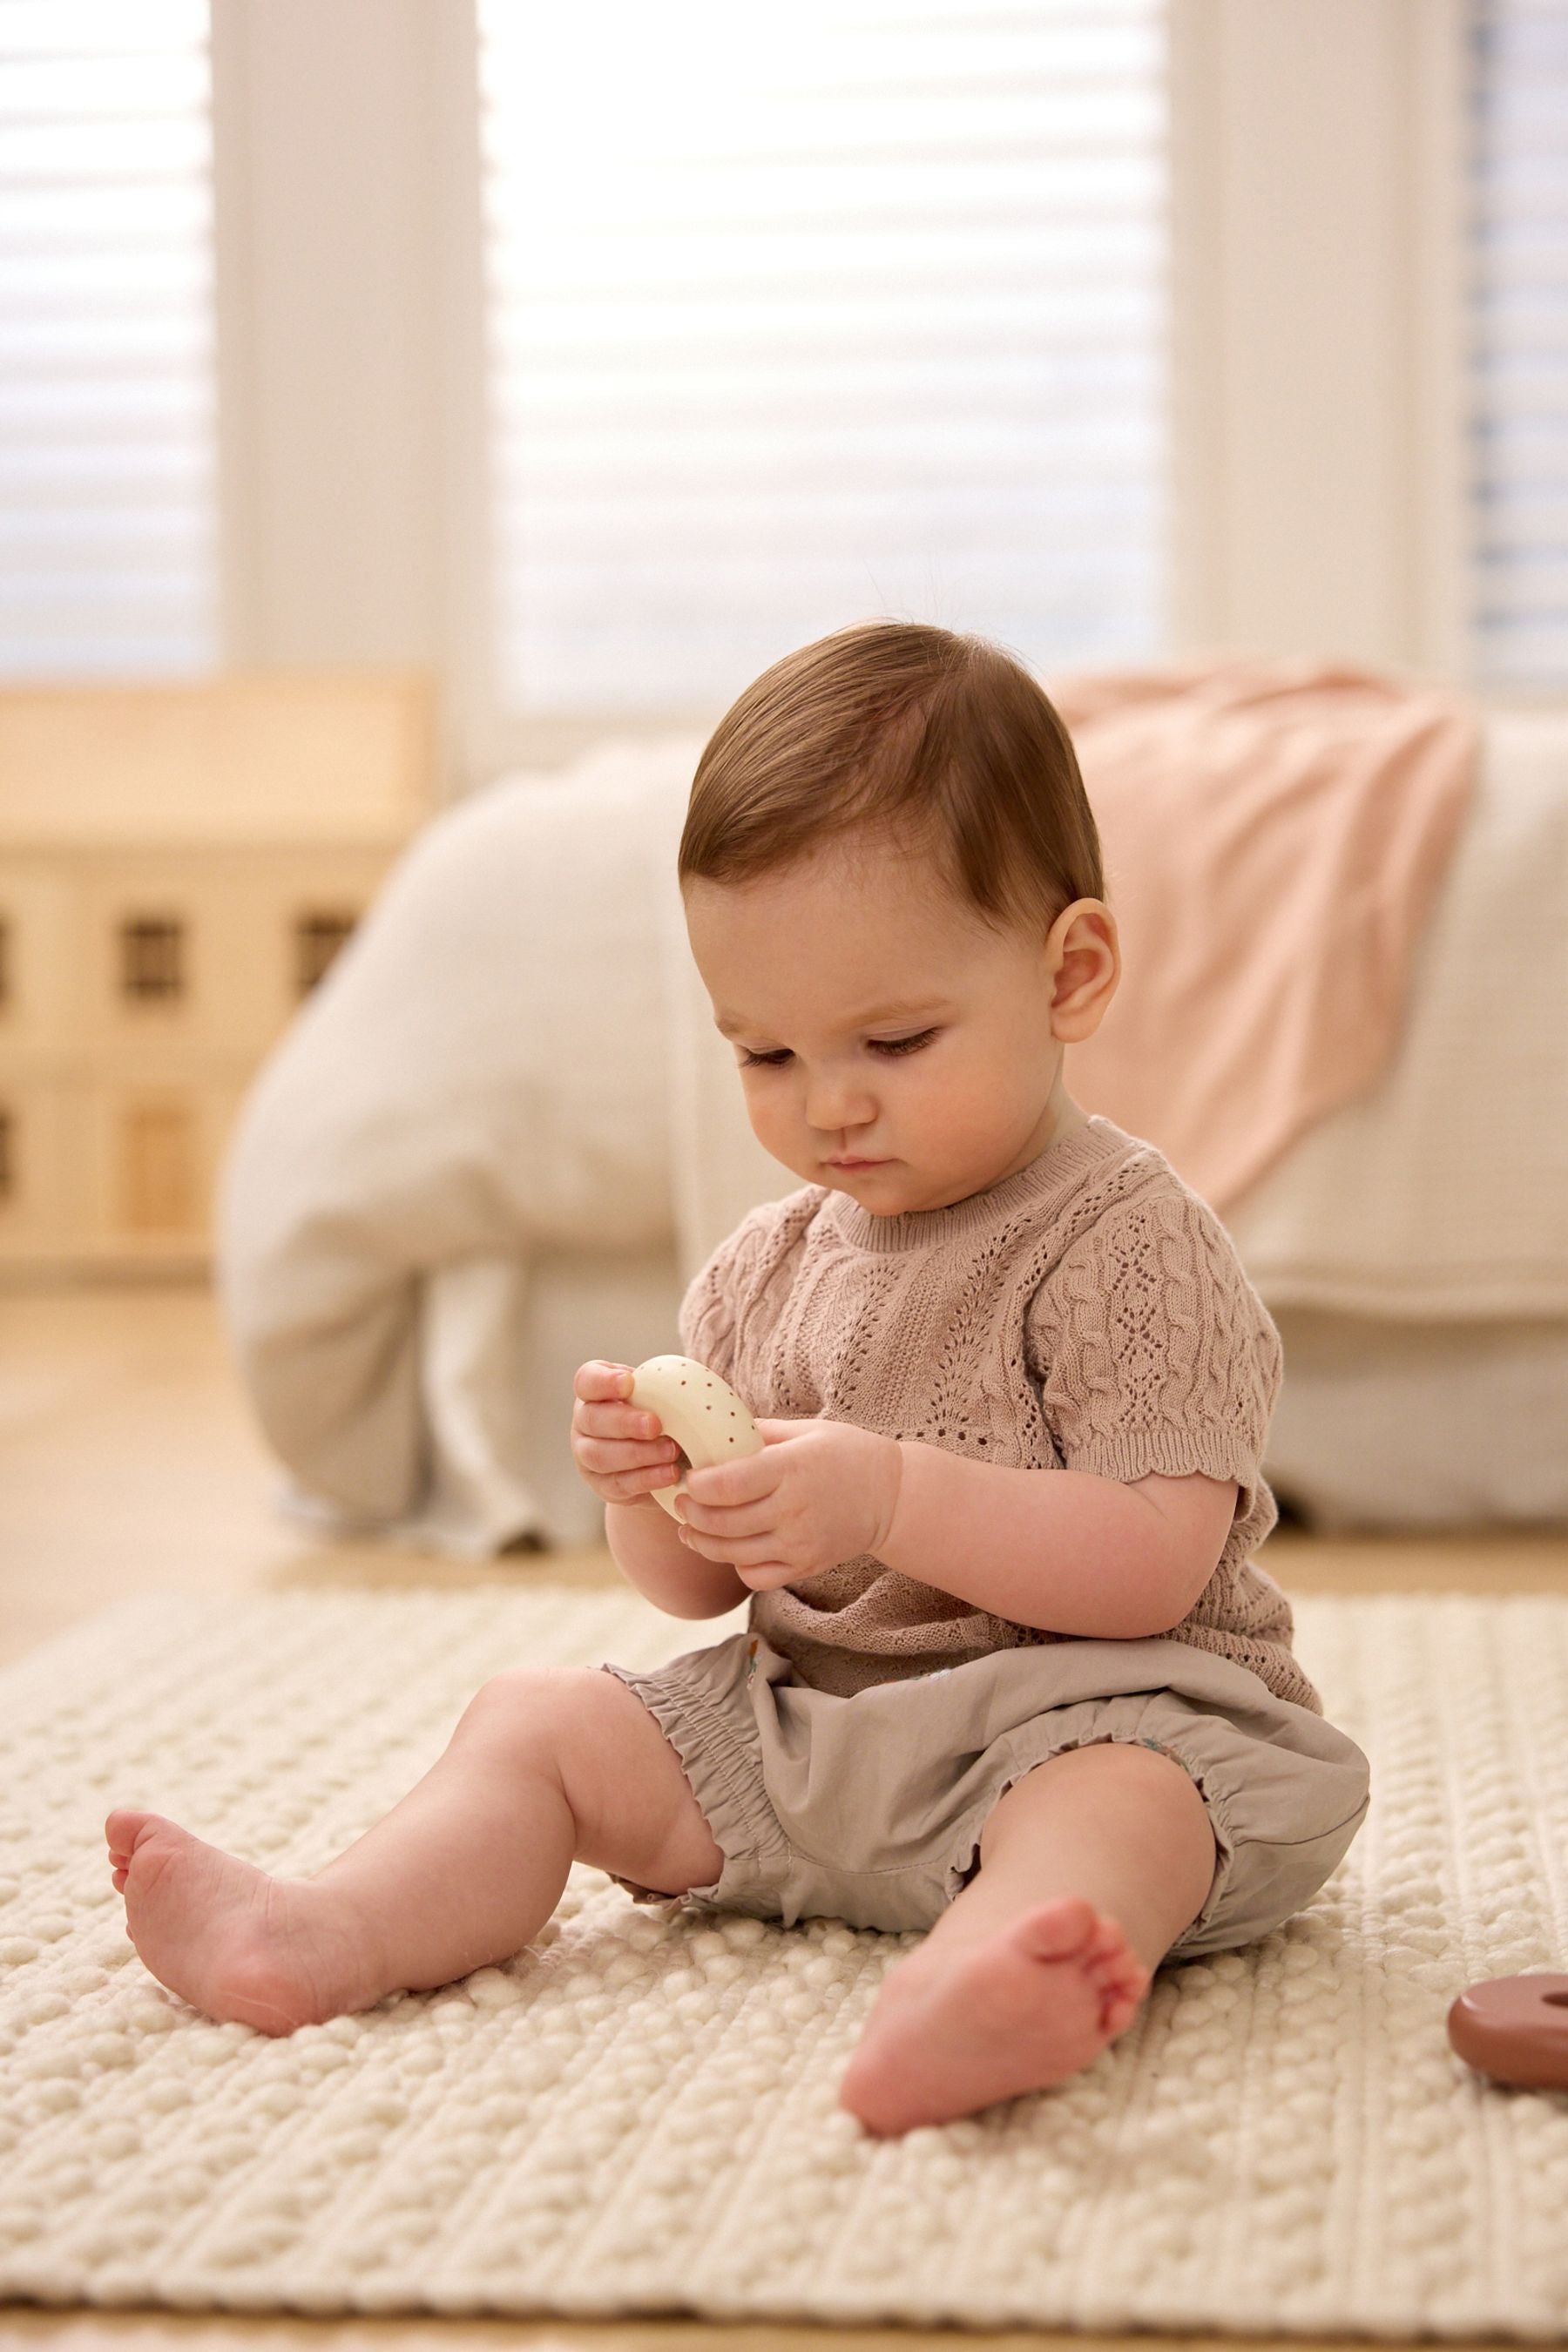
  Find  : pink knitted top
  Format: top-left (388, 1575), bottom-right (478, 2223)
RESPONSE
top-left (678, 1112), bottom-right (1319, 1713)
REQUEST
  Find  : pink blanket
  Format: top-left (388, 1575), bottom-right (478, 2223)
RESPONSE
top-left (1043, 654), bottom-right (1480, 1212)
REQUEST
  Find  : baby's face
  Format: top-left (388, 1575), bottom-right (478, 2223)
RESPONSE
top-left (685, 836), bottom-right (1087, 1215)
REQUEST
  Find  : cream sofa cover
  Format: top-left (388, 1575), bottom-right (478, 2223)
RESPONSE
top-left (217, 707), bottom-right (1568, 1551)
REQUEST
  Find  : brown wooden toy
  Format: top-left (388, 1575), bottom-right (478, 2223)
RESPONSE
top-left (1446, 1972), bottom-right (1568, 2090)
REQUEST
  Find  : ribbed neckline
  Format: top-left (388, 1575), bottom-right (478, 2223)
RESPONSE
top-left (821, 1113), bottom-right (1141, 1255)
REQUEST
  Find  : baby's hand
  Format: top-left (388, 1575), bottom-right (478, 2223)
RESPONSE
top-left (571, 1362), bottom-right (685, 1506)
top-left (673, 1416), bottom-right (903, 1589)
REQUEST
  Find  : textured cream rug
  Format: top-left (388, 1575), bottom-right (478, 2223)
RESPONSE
top-left (1, 1585), bottom-right (1565, 2336)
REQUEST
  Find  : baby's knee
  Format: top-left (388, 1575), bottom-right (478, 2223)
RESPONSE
top-left (454, 1664), bottom-right (604, 1777)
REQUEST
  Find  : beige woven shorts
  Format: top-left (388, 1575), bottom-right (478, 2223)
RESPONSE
top-left (598, 1627), bottom-right (1370, 1957)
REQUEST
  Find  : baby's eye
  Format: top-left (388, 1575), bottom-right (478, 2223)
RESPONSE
top-left (740, 1030), bottom-right (936, 1070)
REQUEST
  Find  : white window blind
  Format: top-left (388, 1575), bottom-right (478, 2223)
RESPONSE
top-left (476, 0), bottom-right (1168, 720)
top-left (0, 0), bottom-right (219, 679)
top-left (1467, 0), bottom-right (1568, 688)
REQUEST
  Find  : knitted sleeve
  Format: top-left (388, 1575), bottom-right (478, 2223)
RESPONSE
top-left (1024, 1187), bottom-right (1283, 1521)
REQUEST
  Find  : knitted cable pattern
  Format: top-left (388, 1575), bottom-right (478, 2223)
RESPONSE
top-left (1030, 1189), bottom-right (1314, 1711)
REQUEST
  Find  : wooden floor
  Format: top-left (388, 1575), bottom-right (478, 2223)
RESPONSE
top-left (2, 1281), bottom-right (1561, 2352)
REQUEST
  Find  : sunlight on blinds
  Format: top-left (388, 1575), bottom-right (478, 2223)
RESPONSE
top-left (476, 0), bottom-right (1169, 718)
top-left (0, 0), bottom-right (219, 679)
top-left (1467, 0), bottom-right (1568, 687)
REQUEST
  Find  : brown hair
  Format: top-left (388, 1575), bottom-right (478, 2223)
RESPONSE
top-left (678, 618), bottom-right (1105, 941)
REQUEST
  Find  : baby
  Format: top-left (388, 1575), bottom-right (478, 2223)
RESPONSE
top-left (105, 618), bottom-right (1371, 2137)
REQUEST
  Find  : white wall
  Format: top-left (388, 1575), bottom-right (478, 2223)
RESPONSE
top-left (1169, 0), bottom-right (1468, 683)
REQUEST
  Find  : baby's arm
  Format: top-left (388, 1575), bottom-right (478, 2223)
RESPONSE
top-left (877, 1447), bottom-right (1237, 1639)
top-left (605, 1494), bottom-right (749, 1619)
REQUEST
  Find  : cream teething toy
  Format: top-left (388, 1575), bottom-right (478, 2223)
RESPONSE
top-left (628, 1354), bottom-right (764, 1519)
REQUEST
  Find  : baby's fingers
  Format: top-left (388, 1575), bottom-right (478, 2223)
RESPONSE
top-left (573, 1362), bottom-right (668, 1444)
top-left (571, 1360), bottom-right (682, 1498)
top-left (673, 1491), bottom-right (767, 1539)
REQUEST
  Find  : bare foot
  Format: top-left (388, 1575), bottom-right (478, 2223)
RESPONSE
top-left (837, 1895), bottom-right (1150, 2134)
top-left (105, 1808), bottom-right (382, 2036)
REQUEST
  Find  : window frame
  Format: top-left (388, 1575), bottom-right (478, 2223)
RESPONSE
top-left (206, 0), bottom-right (1559, 798)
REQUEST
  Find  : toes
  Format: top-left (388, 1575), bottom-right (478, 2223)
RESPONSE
top-left (105, 1808), bottom-right (158, 1855)
top-left (1084, 1913), bottom-right (1134, 1966)
top-left (1093, 1977), bottom-right (1149, 2035)
top-left (1082, 1916), bottom-right (1150, 1989)
top-left (1085, 1942), bottom-right (1136, 1989)
top-left (1117, 1945), bottom-right (1152, 1992)
top-left (836, 2057), bottom-right (885, 2131)
top-left (1099, 1983), bottom-right (1145, 2037)
top-left (1023, 1907), bottom-right (1150, 2038)
top-left (106, 1811), bottom-right (189, 1902)
top-left (1014, 1896), bottom-right (1098, 1962)
top-left (1085, 1930), bottom-right (1150, 2036)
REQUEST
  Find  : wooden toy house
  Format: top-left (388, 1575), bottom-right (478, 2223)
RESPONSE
top-left (0, 672), bottom-right (433, 1274)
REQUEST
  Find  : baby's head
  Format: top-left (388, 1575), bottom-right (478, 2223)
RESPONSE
top-left (679, 618), bottom-right (1119, 1217)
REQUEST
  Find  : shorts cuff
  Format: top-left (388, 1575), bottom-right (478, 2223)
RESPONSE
top-left (946, 1723), bottom-right (1246, 1957)
top-left (598, 1654), bottom-right (786, 1907)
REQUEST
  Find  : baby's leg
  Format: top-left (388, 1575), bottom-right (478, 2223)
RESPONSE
top-left (105, 1666), bottom-right (723, 2035)
top-left (839, 1740), bottom-right (1217, 2135)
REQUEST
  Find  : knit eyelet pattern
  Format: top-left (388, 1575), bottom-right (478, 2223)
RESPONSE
top-left (679, 1139), bottom-right (1316, 1710)
top-left (0, 1586), bottom-right (1565, 2333)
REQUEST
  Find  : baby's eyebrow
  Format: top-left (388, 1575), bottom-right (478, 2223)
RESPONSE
top-left (715, 999), bottom-right (953, 1038)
